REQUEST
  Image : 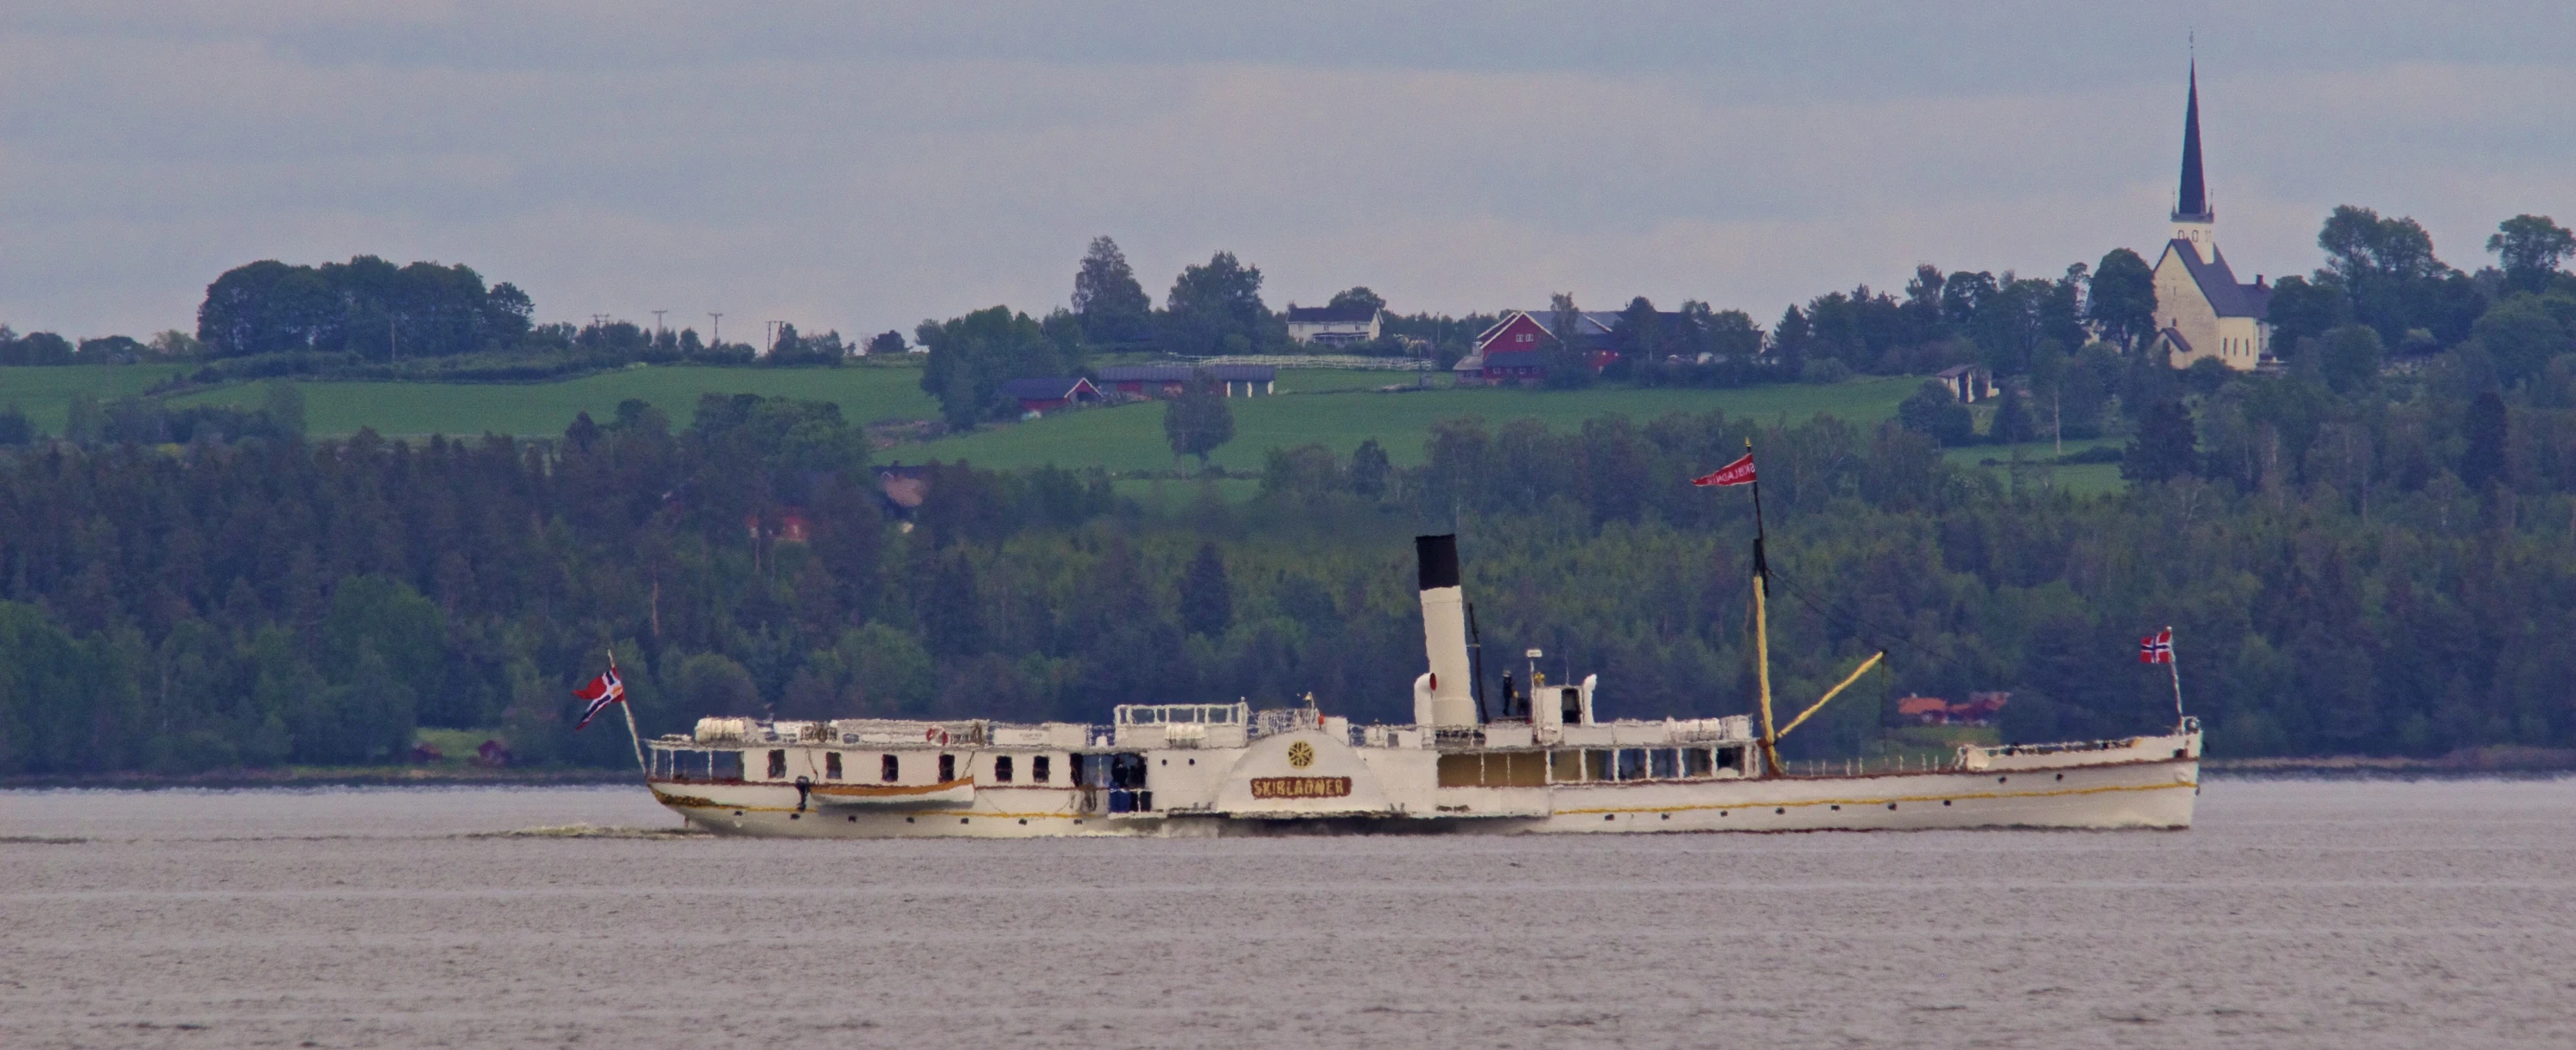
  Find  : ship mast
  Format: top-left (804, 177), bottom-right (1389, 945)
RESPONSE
top-left (1746, 440), bottom-right (1782, 777)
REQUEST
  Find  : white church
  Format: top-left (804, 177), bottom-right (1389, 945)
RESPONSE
top-left (2150, 63), bottom-right (2273, 371)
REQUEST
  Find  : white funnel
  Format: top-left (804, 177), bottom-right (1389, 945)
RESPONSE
top-left (1415, 535), bottom-right (1477, 726)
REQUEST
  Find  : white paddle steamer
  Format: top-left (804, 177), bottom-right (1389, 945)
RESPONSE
top-left (624, 525), bottom-right (2199, 837)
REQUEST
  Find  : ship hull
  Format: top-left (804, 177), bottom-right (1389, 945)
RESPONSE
top-left (649, 753), bottom-right (2197, 838)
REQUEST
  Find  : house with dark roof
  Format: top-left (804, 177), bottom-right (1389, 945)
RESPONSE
top-left (1002, 376), bottom-right (1101, 416)
top-left (1284, 304), bottom-right (1381, 346)
top-left (1096, 364), bottom-right (1194, 398)
top-left (2150, 62), bottom-right (2273, 371)
top-left (1093, 364), bottom-right (1275, 398)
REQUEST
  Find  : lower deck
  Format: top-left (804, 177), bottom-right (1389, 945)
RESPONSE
top-left (650, 754), bottom-right (2198, 837)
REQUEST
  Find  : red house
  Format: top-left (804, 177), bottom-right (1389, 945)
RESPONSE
top-left (1001, 376), bottom-right (1101, 416)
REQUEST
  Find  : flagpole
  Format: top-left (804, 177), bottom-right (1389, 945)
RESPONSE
top-left (612, 649), bottom-right (648, 778)
top-left (2165, 626), bottom-right (2184, 725)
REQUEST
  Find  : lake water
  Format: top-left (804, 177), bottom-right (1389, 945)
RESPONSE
top-left (3, 777), bottom-right (2573, 1049)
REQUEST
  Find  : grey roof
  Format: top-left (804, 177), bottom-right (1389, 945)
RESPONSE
top-left (2166, 239), bottom-right (2271, 319)
top-left (1284, 304), bottom-right (1379, 324)
top-left (1093, 363), bottom-right (1273, 383)
top-left (1477, 309), bottom-right (1625, 344)
top-left (1002, 376), bottom-right (1093, 399)
top-left (2158, 326), bottom-right (2196, 357)
top-left (1934, 364), bottom-right (1983, 379)
top-left (1483, 349), bottom-right (1548, 369)
top-left (1096, 365), bottom-right (1193, 382)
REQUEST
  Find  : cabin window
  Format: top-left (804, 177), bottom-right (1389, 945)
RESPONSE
top-left (1583, 749), bottom-right (1612, 782)
top-left (994, 755), bottom-right (1015, 783)
top-left (1617, 749), bottom-right (1649, 782)
top-left (938, 753), bottom-right (956, 782)
top-left (824, 753), bottom-right (842, 780)
top-left (1069, 753), bottom-right (1088, 785)
top-left (1561, 688), bottom-right (1582, 724)
top-left (1033, 755), bottom-right (1051, 783)
top-left (1650, 749), bottom-right (1680, 779)
top-left (712, 751), bottom-right (743, 780)
top-left (1549, 750), bottom-right (1583, 783)
top-left (1682, 748), bottom-right (1714, 778)
top-left (766, 749), bottom-right (788, 779)
top-left (1716, 746), bottom-right (1746, 774)
top-left (881, 753), bottom-right (900, 782)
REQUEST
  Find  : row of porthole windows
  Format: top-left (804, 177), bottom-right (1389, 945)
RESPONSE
top-left (773, 750), bottom-right (1055, 784)
top-left (662, 748), bottom-right (1080, 784)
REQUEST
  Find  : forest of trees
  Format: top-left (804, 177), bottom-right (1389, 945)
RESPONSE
top-left (12, 321), bottom-right (2576, 776)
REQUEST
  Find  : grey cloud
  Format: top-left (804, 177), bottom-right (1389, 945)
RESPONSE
top-left (3, 3), bottom-right (2573, 339)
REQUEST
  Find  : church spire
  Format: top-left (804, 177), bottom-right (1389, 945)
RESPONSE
top-left (2173, 60), bottom-right (2212, 223)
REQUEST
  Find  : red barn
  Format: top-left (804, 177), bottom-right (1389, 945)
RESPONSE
top-left (1459, 309), bottom-right (1627, 385)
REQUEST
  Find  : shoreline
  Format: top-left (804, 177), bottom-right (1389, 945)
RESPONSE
top-left (0, 765), bottom-right (636, 791)
top-left (2205, 745), bottom-right (2576, 778)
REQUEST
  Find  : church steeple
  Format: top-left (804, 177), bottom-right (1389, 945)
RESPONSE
top-left (2172, 60), bottom-right (2212, 224)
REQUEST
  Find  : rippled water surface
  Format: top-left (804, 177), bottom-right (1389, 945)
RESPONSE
top-left (4, 778), bottom-right (2573, 1048)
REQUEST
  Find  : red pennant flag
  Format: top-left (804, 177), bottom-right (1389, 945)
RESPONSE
top-left (572, 666), bottom-right (626, 729)
top-left (1692, 453), bottom-right (1757, 487)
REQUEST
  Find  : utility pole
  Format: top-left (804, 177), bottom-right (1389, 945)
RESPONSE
top-left (709, 312), bottom-right (722, 346)
top-left (651, 309), bottom-right (667, 340)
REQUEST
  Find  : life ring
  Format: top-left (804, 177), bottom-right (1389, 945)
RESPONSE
top-left (924, 727), bottom-right (938, 742)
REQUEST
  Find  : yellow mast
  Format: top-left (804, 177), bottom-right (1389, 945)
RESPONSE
top-left (1753, 560), bottom-right (1780, 777)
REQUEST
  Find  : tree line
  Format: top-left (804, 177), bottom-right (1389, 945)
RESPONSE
top-left (12, 351), bottom-right (2576, 774)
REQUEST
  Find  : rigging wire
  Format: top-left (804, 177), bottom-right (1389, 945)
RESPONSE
top-left (1762, 563), bottom-right (1956, 673)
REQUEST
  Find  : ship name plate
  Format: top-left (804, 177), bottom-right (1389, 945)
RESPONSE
top-left (1249, 776), bottom-right (1352, 800)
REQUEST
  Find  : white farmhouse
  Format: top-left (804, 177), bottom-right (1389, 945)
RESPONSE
top-left (1284, 304), bottom-right (1382, 347)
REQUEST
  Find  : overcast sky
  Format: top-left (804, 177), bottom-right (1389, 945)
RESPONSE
top-left (4, 2), bottom-right (2572, 341)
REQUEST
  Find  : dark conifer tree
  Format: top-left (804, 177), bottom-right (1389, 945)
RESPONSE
top-left (2122, 399), bottom-right (2199, 483)
top-left (1177, 543), bottom-right (1233, 638)
top-left (2461, 391), bottom-right (2507, 490)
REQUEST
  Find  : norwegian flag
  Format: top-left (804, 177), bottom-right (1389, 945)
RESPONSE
top-left (1692, 453), bottom-right (1758, 487)
top-left (2138, 627), bottom-right (2174, 665)
top-left (572, 664), bottom-right (626, 730)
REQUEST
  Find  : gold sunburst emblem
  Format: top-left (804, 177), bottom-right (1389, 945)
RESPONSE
top-left (1286, 741), bottom-right (1315, 769)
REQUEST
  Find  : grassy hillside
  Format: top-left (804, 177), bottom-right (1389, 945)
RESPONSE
top-left (0, 364), bottom-right (190, 433)
top-left (4, 364), bottom-right (2103, 491)
top-left (908, 377), bottom-right (1920, 471)
top-left (165, 364), bottom-right (942, 436)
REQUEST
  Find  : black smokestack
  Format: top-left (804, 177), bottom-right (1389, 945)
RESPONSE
top-left (1416, 534), bottom-right (1459, 591)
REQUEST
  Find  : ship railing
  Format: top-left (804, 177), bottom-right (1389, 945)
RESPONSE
top-left (1251, 705), bottom-right (1323, 739)
top-left (1431, 726), bottom-right (1484, 750)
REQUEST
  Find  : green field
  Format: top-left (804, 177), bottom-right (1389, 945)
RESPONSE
top-left (0, 365), bottom-right (2123, 491)
top-left (1942, 437), bottom-right (2127, 495)
top-left (0, 364), bottom-right (190, 433)
top-left (165, 365), bottom-right (943, 437)
top-left (913, 377), bottom-right (1921, 472)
